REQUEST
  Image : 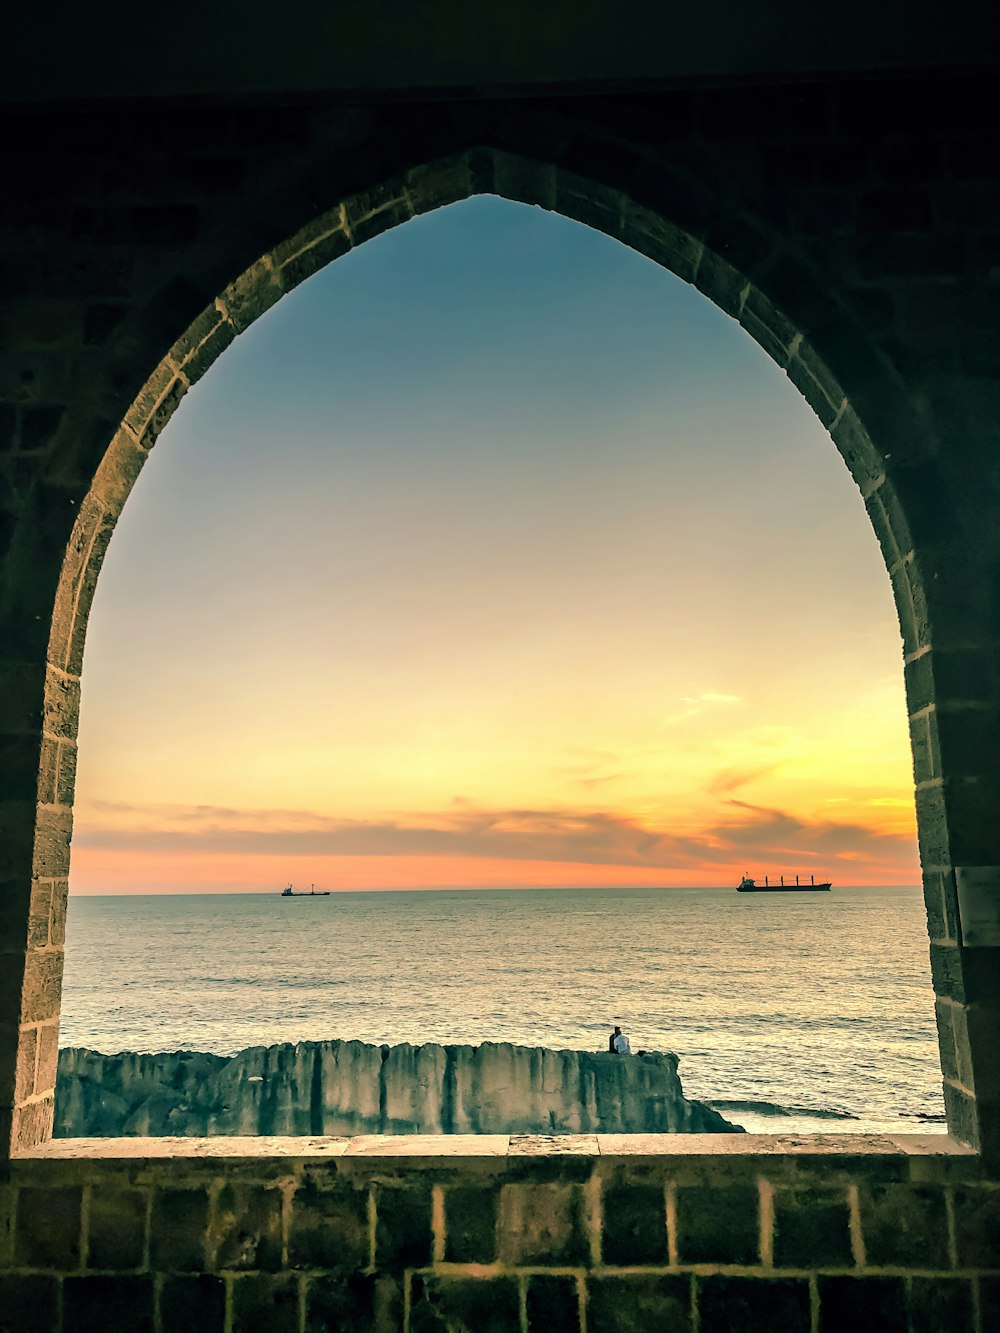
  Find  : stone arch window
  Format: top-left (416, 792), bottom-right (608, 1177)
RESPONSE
top-left (1, 140), bottom-right (992, 1163)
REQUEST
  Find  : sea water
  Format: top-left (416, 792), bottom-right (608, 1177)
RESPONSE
top-left (60, 884), bottom-right (946, 1136)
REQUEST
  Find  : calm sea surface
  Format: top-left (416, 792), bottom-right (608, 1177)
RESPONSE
top-left (61, 885), bottom-right (945, 1135)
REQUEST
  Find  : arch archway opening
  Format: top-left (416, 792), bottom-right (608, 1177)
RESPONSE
top-left (12, 147), bottom-right (956, 1155)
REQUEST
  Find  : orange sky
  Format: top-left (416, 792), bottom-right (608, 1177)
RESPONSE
top-left (69, 200), bottom-right (920, 894)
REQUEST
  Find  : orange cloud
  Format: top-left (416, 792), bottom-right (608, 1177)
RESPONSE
top-left (69, 796), bottom-right (919, 893)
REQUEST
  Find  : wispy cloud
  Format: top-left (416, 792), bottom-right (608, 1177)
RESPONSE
top-left (74, 794), bottom-right (915, 877)
top-left (707, 764), bottom-right (778, 796)
top-left (661, 691), bottom-right (744, 728)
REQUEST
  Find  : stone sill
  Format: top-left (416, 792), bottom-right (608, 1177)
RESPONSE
top-left (21, 1131), bottom-right (972, 1161)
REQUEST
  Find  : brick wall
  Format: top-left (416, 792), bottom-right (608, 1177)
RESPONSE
top-left (0, 1136), bottom-right (995, 1332)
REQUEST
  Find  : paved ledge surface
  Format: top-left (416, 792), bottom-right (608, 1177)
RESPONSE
top-left (21, 1131), bottom-right (972, 1160)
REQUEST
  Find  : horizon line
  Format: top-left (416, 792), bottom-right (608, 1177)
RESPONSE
top-left (68, 881), bottom-right (921, 897)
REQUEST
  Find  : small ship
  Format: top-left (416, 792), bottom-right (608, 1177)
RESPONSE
top-left (737, 874), bottom-right (831, 893)
top-left (280, 883), bottom-right (331, 897)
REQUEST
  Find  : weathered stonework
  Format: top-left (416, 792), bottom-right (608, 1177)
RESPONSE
top-left (0, 1136), bottom-right (991, 1333)
top-left (1, 77), bottom-right (998, 1160)
top-left (1, 29), bottom-right (999, 1329)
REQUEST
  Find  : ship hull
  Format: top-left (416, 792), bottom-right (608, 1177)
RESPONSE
top-left (737, 883), bottom-right (831, 893)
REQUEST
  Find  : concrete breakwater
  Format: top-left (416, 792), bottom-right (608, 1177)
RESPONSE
top-left (55, 1040), bottom-right (740, 1137)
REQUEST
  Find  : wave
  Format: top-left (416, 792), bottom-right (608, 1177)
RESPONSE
top-left (708, 1099), bottom-right (859, 1121)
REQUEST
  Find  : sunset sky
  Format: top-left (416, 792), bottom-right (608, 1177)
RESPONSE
top-left (69, 198), bottom-right (919, 894)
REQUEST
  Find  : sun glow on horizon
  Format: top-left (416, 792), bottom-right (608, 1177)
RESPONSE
top-left (70, 199), bottom-right (920, 896)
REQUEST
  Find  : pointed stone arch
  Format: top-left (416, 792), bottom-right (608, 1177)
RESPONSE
top-left (2, 126), bottom-right (986, 1157)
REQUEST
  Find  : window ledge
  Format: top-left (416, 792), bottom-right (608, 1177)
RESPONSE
top-left (20, 1130), bottom-right (971, 1161)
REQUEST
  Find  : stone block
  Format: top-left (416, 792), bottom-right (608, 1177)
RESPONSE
top-left (48, 885), bottom-right (67, 949)
top-left (0, 1274), bottom-right (59, 1332)
top-left (349, 200), bottom-right (413, 249)
top-left (231, 1273), bottom-right (300, 1332)
top-left (964, 1003), bottom-right (1000, 1102)
top-left (955, 871), bottom-right (1000, 951)
top-left (173, 312), bottom-right (235, 388)
top-left (698, 1276), bottom-right (810, 1333)
top-left (525, 1275), bottom-right (580, 1333)
top-left (857, 1183), bottom-right (949, 1267)
top-left (212, 1183), bottom-right (283, 1271)
top-left (218, 260), bottom-right (282, 335)
top-left (12, 1094), bottom-right (53, 1150)
top-left (18, 946), bottom-right (63, 1024)
top-left (88, 430), bottom-right (146, 516)
top-left (159, 1274), bottom-right (226, 1332)
top-left (34, 1021), bottom-right (59, 1095)
top-left (601, 1183), bottom-right (666, 1265)
top-left (288, 1179), bottom-right (368, 1270)
top-left (275, 229), bottom-right (351, 296)
top-left (909, 709), bottom-right (938, 785)
top-left (443, 1184), bottom-right (498, 1263)
top-left (675, 1185), bottom-right (759, 1265)
top-left (936, 713), bottom-right (1000, 787)
top-left (409, 1274), bottom-right (520, 1333)
top-left (588, 1275), bottom-right (691, 1333)
top-left (818, 1277), bottom-right (908, 1333)
top-left (31, 806), bottom-right (73, 880)
top-left (979, 1277), bottom-right (1000, 1333)
top-left (943, 1082), bottom-right (980, 1151)
top-left (935, 1001), bottom-right (961, 1083)
top-left (930, 941), bottom-right (966, 1003)
top-left (22, 736), bottom-right (55, 808)
top-left (150, 1188), bottom-right (209, 1272)
top-left (924, 872), bottom-right (960, 945)
top-left (41, 667), bottom-right (80, 743)
top-left (11, 1025), bottom-right (36, 1103)
top-left (909, 648), bottom-right (997, 712)
top-left (952, 1186), bottom-right (1000, 1267)
top-left (772, 1187), bottom-right (853, 1269)
top-left (374, 1181), bottom-right (432, 1270)
top-left (26, 880), bottom-right (51, 950)
top-left (492, 152), bottom-right (556, 210)
top-left (304, 1273), bottom-right (385, 1333)
top-left (498, 1182), bottom-right (588, 1267)
top-left (555, 181), bottom-right (623, 240)
top-left (63, 1274), bottom-right (155, 1332)
top-left (406, 156), bottom-right (475, 215)
top-left (944, 785), bottom-right (1000, 874)
top-left (14, 1184), bottom-right (81, 1269)
top-left (908, 1277), bottom-right (975, 1333)
top-left (87, 1185), bottom-right (147, 1270)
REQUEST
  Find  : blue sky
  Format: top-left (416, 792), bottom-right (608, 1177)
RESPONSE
top-left (70, 197), bottom-right (917, 892)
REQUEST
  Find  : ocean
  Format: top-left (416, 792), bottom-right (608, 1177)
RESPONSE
top-left (60, 884), bottom-right (946, 1136)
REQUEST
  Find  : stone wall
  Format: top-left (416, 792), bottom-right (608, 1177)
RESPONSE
top-left (2, 70), bottom-right (1000, 1158)
top-left (54, 1041), bottom-right (736, 1138)
top-left (1, 1136), bottom-right (994, 1332)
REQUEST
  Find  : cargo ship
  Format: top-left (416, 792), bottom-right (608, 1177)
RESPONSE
top-left (280, 883), bottom-right (331, 897)
top-left (737, 874), bottom-right (831, 893)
